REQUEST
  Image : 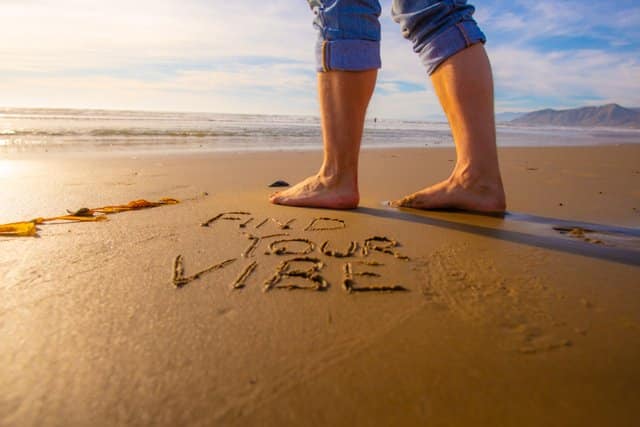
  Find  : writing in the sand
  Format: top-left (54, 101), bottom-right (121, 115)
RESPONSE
top-left (171, 212), bottom-right (410, 293)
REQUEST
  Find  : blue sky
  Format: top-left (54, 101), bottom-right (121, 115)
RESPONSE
top-left (0, 0), bottom-right (639, 119)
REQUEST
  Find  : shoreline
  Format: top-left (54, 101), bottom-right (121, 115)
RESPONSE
top-left (2, 140), bottom-right (640, 157)
top-left (1, 138), bottom-right (639, 156)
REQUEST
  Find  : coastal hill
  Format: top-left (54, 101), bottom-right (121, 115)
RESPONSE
top-left (509, 104), bottom-right (640, 128)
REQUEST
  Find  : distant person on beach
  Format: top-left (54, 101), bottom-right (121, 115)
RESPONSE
top-left (270, 0), bottom-right (506, 213)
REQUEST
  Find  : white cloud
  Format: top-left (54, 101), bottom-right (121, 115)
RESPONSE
top-left (490, 12), bottom-right (527, 32)
top-left (0, 0), bottom-right (313, 71)
top-left (490, 46), bottom-right (640, 110)
top-left (0, 0), bottom-right (638, 118)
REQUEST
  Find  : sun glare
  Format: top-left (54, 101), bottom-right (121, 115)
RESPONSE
top-left (0, 160), bottom-right (22, 178)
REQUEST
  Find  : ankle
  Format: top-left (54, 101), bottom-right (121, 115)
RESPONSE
top-left (318, 165), bottom-right (358, 188)
top-left (452, 161), bottom-right (502, 187)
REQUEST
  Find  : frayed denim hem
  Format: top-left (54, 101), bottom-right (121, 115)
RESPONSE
top-left (314, 39), bottom-right (382, 72)
top-left (417, 19), bottom-right (486, 75)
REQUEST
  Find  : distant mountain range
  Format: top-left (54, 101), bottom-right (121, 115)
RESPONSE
top-left (494, 112), bottom-right (525, 122)
top-left (499, 104), bottom-right (640, 128)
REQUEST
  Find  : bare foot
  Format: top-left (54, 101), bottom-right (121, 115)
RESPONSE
top-left (390, 174), bottom-right (506, 213)
top-left (269, 174), bottom-right (359, 209)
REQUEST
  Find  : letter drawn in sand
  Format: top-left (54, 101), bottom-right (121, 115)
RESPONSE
top-left (304, 217), bottom-right (346, 231)
top-left (231, 261), bottom-right (258, 289)
top-left (263, 257), bottom-right (329, 292)
top-left (172, 255), bottom-right (236, 288)
top-left (239, 217), bottom-right (254, 228)
top-left (255, 218), bottom-right (270, 229)
top-left (242, 233), bottom-right (289, 257)
top-left (320, 240), bottom-right (358, 258)
top-left (271, 218), bottom-right (295, 230)
top-left (361, 236), bottom-right (409, 260)
top-left (255, 217), bottom-right (296, 230)
top-left (200, 212), bottom-right (252, 228)
top-left (266, 238), bottom-right (316, 255)
top-left (342, 262), bottom-right (407, 293)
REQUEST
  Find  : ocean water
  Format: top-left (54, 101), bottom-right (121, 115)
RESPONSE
top-left (1, 108), bottom-right (638, 153)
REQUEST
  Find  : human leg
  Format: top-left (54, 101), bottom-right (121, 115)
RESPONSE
top-left (269, 0), bottom-right (381, 209)
top-left (391, 43), bottom-right (505, 212)
top-left (269, 69), bottom-right (377, 209)
top-left (390, 1), bottom-right (506, 212)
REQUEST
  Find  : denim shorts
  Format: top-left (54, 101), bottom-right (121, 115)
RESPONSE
top-left (307, 0), bottom-right (486, 75)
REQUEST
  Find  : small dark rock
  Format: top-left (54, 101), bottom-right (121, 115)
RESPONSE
top-left (558, 203), bottom-right (564, 206)
top-left (66, 207), bottom-right (93, 217)
top-left (269, 180), bottom-right (290, 188)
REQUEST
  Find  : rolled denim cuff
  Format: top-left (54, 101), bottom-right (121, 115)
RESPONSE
top-left (418, 19), bottom-right (486, 75)
top-left (315, 39), bottom-right (381, 72)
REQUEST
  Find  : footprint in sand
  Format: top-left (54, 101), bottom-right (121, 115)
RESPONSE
top-left (518, 330), bottom-right (572, 354)
top-left (418, 244), bottom-right (575, 354)
top-left (553, 226), bottom-right (605, 245)
top-left (552, 226), bottom-right (640, 250)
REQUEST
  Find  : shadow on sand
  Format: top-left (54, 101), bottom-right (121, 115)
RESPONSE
top-left (357, 206), bottom-right (640, 267)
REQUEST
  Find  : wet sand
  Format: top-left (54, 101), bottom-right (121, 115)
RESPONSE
top-left (1, 145), bottom-right (640, 426)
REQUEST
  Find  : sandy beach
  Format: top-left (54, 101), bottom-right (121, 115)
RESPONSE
top-left (1, 145), bottom-right (639, 426)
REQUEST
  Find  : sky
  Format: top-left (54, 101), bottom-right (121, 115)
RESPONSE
top-left (0, 0), bottom-right (639, 119)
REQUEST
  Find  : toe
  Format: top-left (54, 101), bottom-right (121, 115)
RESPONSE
top-left (271, 194), bottom-right (293, 206)
top-left (269, 194), bottom-right (281, 204)
top-left (393, 195), bottom-right (417, 208)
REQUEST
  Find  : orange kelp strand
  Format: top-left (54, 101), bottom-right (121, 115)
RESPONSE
top-left (43, 215), bottom-right (108, 222)
top-left (0, 197), bottom-right (179, 237)
top-left (93, 198), bottom-right (179, 213)
top-left (0, 221), bottom-right (38, 237)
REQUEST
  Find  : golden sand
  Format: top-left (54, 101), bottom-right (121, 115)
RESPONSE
top-left (1, 145), bottom-right (639, 426)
